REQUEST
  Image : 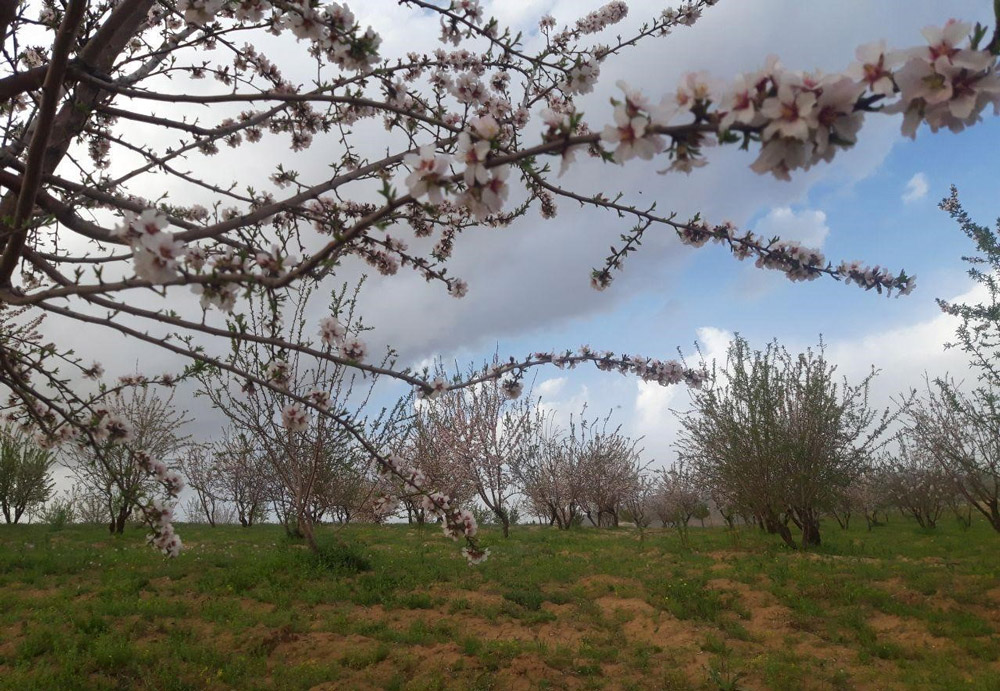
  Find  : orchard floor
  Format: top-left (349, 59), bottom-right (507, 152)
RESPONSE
top-left (1, 520), bottom-right (999, 690)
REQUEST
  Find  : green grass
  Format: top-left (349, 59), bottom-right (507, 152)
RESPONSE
top-left (0, 519), bottom-right (998, 689)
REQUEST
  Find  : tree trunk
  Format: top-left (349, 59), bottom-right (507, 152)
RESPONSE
top-left (299, 512), bottom-right (318, 553)
top-left (112, 504), bottom-right (130, 534)
top-left (762, 513), bottom-right (780, 534)
top-left (776, 521), bottom-right (796, 549)
top-left (766, 509), bottom-right (796, 549)
top-left (801, 516), bottom-right (821, 548)
top-left (787, 510), bottom-right (803, 531)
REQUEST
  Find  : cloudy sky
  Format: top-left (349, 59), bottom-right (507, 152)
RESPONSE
top-left (38, 0), bottom-right (1000, 484)
top-left (353, 0), bottom-right (1000, 466)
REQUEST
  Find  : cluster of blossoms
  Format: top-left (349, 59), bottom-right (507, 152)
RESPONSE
top-left (378, 453), bottom-right (488, 564)
top-left (595, 216), bottom-right (915, 296)
top-left (595, 20), bottom-right (999, 180)
top-left (137, 451), bottom-right (186, 496)
top-left (281, 402), bottom-right (310, 432)
top-left (306, 388), bottom-right (331, 410)
top-left (175, 0), bottom-right (380, 72)
top-left (403, 115), bottom-right (512, 222)
top-left (573, 1), bottom-right (628, 35)
top-left (91, 406), bottom-right (133, 444)
top-left (889, 21), bottom-right (1000, 136)
top-left (318, 315), bottom-right (367, 362)
top-left (31, 423), bottom-right (82, 449)
top-left (116, 210), bottom-right (187, 284)
top-left (265, 359), bottom-right (292, 388)
top-left (141, 499), bottom-right (183, 558)
top-left (415, 376), bottom-right (450, 400)
top-left (838, 260), bottom-right (916, 295)
top-left (132, 452), bottom-right (184, 557)
top-left (453, 349), bottom-right (706, 405)
top-left (255, 244), bottom-right (298, 278)
top-left (439, 0), bottom-right (487, 46)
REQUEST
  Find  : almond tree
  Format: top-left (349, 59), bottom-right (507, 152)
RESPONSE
top-left (0, 425), bottom-right (55, 523)
top-left (651, 462), bottom-right (703, 530)
top-left (429, 363), bottom-right (539, 537)
top-left (576, 411), bottom-right (645, 528)
top-left (179, 443), bottom-right (223, 525)
top-left (906, 378), bottom-right (1000, 531)
top-left (620, 467), bottom-right (655, 533)
top-left (393, 399), bottom-right (476, 525)
top-left (518, 416), bottom-right (583, 530)
top-left (67, 386), bottom-right (188, 534)
top-left (212, 430), bottom-right (272, 526)
top-left (885, 435), bottom-right (948, 529)
top-left (3, 1), bottom-right (997, 559)
top-left (196, 285), bottom-right (404, 551)
top-left (678, 336), bottom-right (894, 549)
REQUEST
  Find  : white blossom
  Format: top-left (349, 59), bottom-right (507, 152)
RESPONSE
top-left (281, 403), bottom-right (310, 432)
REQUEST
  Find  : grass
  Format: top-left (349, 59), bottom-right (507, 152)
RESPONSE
top-left (0, 518), bottom-right (998, 689)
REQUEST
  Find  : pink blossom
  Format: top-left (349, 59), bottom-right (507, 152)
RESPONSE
top-left (307, 389), bottom-right (331, 409)
top-left (601, 108), bottom-right (663, 163)
top-left (760, 84), bottom-right (818, 141)
top-left (340, 337), bottom-right (367, 362)
top-left (457, 133), bottom-right (491, 187)
top-left (318, 316), bottom-right (347, 346)
top-left (469, 114), bottom-right (500, 141)
top-left (847, 41), bottom-right (902, 96)
top-left (718, 73), bottom-right (762, 131)
top-left (448, 279), bottom-right (468, 298)
top-left (564, 58), bottom-right (599, 95)
top-left (281, 403), bottom-right (310, 432)
top-left (404, 145), bottom-right (451, 205)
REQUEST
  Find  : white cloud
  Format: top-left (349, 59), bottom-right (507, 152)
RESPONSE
top-left (755, 207), bottom-right (831, 249)
top-left (535, 376), bottom-right (567, 400)
top-left (902, 172), bottom-right (929, 203)
top-left (632, 326), bottom-right (733, 468)
top-left (824, 284), bottom-right (985, 408)
top-left (536, 383), bottom-right (591, 429)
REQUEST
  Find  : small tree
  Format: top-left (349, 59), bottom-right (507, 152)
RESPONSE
top-left (68, 388), bottom-right (189, 534)
top-left (213, 432), bottom-right (273, 527)
top-left (651, 462), bottom-right (704, 546)
top-left (832, 467), bottom-right (890, 531)
top-left (198, 286), bottom-right (404, 551)
top-left (430, 362), bottom-right (539, 537)
top-left (576, 410), bottom-right (645, 529)
top-left (678, 336), bottom-right (893, 549)
top-left (519, 416), bottom-right (583, 531)
top-left (180, 444), bottom-right (223, 526)
top-left (621, 468), bottom-right (655, 538)
top-left (906, 377), bottom-right (1000, 532)
top-left (0, 427), bottom-right (55, 524)
top-left (885, 436), bottom-right (947, 529)
top-left (395, 399), bottom-right (477, 525)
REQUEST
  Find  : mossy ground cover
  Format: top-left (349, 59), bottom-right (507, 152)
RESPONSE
top-left (1, 518), bottom-right (998, 690)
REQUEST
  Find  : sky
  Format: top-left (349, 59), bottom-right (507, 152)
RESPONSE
top-left (350, 0), bottom-right (1000, 466)
top-left (32, 0), bottom-right (1000, 494)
